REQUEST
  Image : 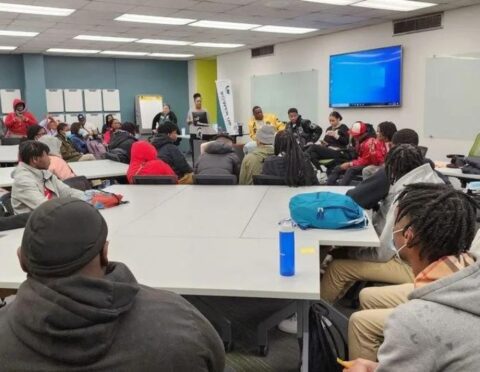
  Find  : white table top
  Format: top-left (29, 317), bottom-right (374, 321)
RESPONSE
top-left (0, 160), bottom-right (128, 188)
top-left (0, 144), bottom-right (19, 163)
top-left (437, 166), bottom-right (480, 180)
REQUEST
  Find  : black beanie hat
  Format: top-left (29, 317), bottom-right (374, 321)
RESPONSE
top-left (21, 198), bottom-right (108, 277)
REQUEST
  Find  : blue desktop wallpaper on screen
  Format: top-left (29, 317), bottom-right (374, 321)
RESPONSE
top-left (330, 45), bottom-right (402, 107)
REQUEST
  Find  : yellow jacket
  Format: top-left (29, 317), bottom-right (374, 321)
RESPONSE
top-left (247, 113), bottom-right (285, 141)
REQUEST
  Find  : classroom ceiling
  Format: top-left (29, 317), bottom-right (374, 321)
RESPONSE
top-left (0, 0), bottom-right (479, 60)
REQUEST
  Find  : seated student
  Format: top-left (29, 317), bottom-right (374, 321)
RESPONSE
top-left (152, 122), bottom-right (193, 184)
top-left (77, 113), bottom-right (98, 137)
top-left (103, 118), bottom-right (122, 145)
top-left (195, 133), bottom-right (241, 178)
top-left (107, 122), bottom-right (138, 163)
top-left (39, 136), bottom-right (76, 181)
top-left (102, 114), bottom-right (114, 134)
top-left (56, 123), bottom-right (95, 162)
top-left (262, 130), bottom-right (319, 187)
top-left (285, 108), bottom-right (322, 150)
top-left (39, 115), bottom-right (59, 136)
top-left (127, 141), bottom-right (176, 184)
top-left (26, 125), bottom-right (47, 141)
top-left (327, 122), bottom-right (386, 186)
top-left (69, 122), bottom-right (89, 154)
top-left (0, 198), bottom-right (226, 371)
top-left (239, 125), bottom-right (275, 185)
top-left (345, 184), bottom-right (480, 372)
top-left (362, 121), bottom-right (397, 180)
top-left (307, 111), bottom-right (350, 169)
top-left (11, 141), bottom-right (84, 214)
top-left (244, 106), bottom-right (285, 154)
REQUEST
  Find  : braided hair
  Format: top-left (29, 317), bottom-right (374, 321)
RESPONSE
top-left (385, 144), bottom-right (424, 185)
top-left (274, 130), bottom-right (306, 187)
top-left (396, 183), bottom-right (479, 263)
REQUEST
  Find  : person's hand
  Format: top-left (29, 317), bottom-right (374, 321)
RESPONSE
top-left (340, 162), bottom-right (351, 170)
top-left (325, 130), bottom-right (335, 137)
top-left (343, 358), bottom-right (378, 372)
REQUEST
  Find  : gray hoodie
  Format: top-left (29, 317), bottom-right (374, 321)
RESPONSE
top-left (0, 262), bottom-right (225, 372)
top-left (377, 256), bottom-right (480, 372)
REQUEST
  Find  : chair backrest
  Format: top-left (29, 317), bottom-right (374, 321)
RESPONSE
top-left (418, 146), bottom-right (428, 157)
top-left (253, 174), bottom-right (286, 186)
top-left (193, 174), bottom-right (237, 185)
top-left (63, 176), bottom-right (93, 191)
top-left (1, 137), bottom-right (22, 145)
top-left (132, 175), bottom-right (177, 185)
top-left (469, 133), bottom-right (480, 157)
top-left (0, 192), bottom-right (14, 217)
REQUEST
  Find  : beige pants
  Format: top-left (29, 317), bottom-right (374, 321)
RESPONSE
top-left (178, 172), bottom-right (194, 185)
top-left (348, 283), bottom-right (414, 361)
top-left (79, 154), bottom-right (95, 161)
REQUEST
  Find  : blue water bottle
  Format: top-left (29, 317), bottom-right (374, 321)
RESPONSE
top-left (279, 219), bottom-right (295, 276)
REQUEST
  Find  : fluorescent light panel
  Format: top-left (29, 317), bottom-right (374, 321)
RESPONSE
top-left (0, 45), bottom-right (16, 50)
top-left (74, 35), bottom-right (137, 43)
top-left (253, 25), bottom-right (317, 34)
top-left (136, 39), bottom-right (192, 46)
top-left (189, 20), bottom-right (259, 30)
top-left (353, 0), bottom-right (437, 11)
top-left (47, 48), bottom-right (100, 54)
top-left (301, 0), bottom-right (359, 4)
top-left (193, 42), bottom-right (244, 48)
top-left (150, 53), bottom-right (194, 58)
top-left (0, 2), bottom-right (75, 16)
top-left (0, 30), bottom-right (38, 37)
top-left (100, 50), bottom-right (149, 56)
top-left (115, 13), bottom-right (194, 25)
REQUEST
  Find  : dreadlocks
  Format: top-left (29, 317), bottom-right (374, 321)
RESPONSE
top-left (273, 130), bottom-right (306, 187)
top-left (385, 144), bottom-right (424, 185)
top-left (396, 183), bottom-right (479, 263)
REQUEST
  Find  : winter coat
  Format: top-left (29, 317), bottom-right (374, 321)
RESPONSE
top-left (285, 116), bottom-right (322, 149)
top-left (56, 133), bottom-right (82, 162)
top-left (350, 136), bottom-right (387, 167)
top-left (323, 124), bottom-right (350, 149)
top-left (108, 130), bottom-right (137, 162)
top-left (262, 155), bottom-right (319, 186)
top-left (152, 111), bottom-right (178, 130)
top-left (127, 141), bottom-right (176, 184)
top-left (69, 133), bottom-right (88, 154)
top-left (195, 141), bottom-right (241, 177)
top-left (151, 134), bottom-right (192, 178)
top-left (4, 98), bottom-right (38, 137)
top-left (239, 145), bottom-right (274, 185)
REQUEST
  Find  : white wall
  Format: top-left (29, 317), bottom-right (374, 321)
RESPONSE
top-left (217, 4), bottom-right (480, 160)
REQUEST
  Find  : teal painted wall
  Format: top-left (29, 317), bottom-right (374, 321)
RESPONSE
top-left (0, 55), bottom-right (25, 92)
top-left (23, 54), bottom-right (47, 119)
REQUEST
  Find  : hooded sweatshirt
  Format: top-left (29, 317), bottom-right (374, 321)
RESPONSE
top-left (195, 141), bottom-right (241, 177)
top-left (239, 145), bottom-right (274, 185)
top-left (377, 256), bottom-right (480, 372)
top-left (0, 262), bottom-right (225, 371)
top-left (4, 99), bottom-right (38, 137)
top-left (127, 141), bottom-right (176, 184)
top-left (152, 134), bottom-right (192, 178)
top-left (56, 132), bottom-right (82, 162)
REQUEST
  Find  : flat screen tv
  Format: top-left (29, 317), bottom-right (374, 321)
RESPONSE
top-left (329, 45), bottom-right (402, 108)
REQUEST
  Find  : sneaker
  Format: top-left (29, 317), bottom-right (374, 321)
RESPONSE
top-left (278, 314), bottom-right (297, 334)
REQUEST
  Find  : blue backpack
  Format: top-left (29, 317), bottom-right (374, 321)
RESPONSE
top-left (289, 192), bottom-right (367, 230)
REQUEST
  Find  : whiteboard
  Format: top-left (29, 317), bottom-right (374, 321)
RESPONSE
top-left (424, 56), bottom-right (480, 140)
top-left (64, 89), bottom-right (83, 112)
top-left (84, 89), bottom-right (103, 112)
top-left (51, 114), bottom-right (65, 123)
top-left (102, 89), bottom-right (120, 111)
top-left (46, 89), bottom-right (64, 113)
top-left (0, 89), bottom-right (21, 114)
top-left (86, 113), bottom-right (104, 130)
top-left (251, 70), bottom-right (318, 123)
top-left (135, 95), bottom-right (162, 131)
top-left (65, 113), bottom-right (81, 124)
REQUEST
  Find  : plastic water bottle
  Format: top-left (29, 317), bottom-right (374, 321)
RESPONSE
top-left (279, 220), bottom-right (295, 276)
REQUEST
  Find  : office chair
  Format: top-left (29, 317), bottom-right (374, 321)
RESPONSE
top-left (253, 175), bottom-right (286, 186)
top-left (132, 175), bottom-right (178, 185)
top-left (193, 174), bottom-right (237, 185)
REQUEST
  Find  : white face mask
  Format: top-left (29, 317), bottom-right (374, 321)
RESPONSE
top-left (392, 228), bottom-right (407, 259)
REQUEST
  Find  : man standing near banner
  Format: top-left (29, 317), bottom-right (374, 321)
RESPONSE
top-left (244, 106), bottom-right (285, 154)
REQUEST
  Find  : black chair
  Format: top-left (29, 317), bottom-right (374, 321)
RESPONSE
top-left (0, 213), bottom-right (30, 231)
top-left (193, 174), bottom-right (237, 185)
top-left (253, 175), bottom-right (286, 186)
top-left (1, 137), bottom-right (22, 145)
top-left (0, 192), bottom-right (14, 217)
top-left (63, 176), bottom-right (93, 191)
top-left (132, 175), bottom-right (178, 185)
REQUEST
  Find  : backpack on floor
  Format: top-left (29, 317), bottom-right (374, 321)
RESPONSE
top-left (86, 140), bottom-right (107, 160)
top-left (289, 192), bottom-right (367, 230)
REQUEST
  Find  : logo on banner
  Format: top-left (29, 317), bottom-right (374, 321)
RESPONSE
top-left (216, 80), bottom-right (235, 134)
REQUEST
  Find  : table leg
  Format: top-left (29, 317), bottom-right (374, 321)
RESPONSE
top-left (298, 300), bottom-right (310, 372)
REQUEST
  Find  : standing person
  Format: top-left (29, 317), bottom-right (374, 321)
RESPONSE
top-left (69, 122), bottom-right (89, 154)
top-left (244, 106), bottom-right (285, 154)
top-left (56, 123), bottom-right (95, 162)
top-left (285, 108), bottom-right (322, 150)
top-left (103, 118), bottom-right (121, 146)
top-left (307, 111), bottom-right (350, 170)
top-left (127, 141), bottom-right (176, 184)
top-left (187, 93), bottom-right (211, 162)
top-left (26, 125), bottom-right (47, 141)
top-left (4, 99), bottom-right (38, 137)
top-left (152, 104), bottom-right (178, 132)
top-left (195, 133), bottom-right (241, 178)
top-left (262, 130), bottom-right (319, 187)
top-left (102, 114), bottom-right (114, 134)
top-left (39, 136), bottom-right (76, 181)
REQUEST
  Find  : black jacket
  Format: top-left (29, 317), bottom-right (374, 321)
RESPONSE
top-left (0, 213), bottom-right (30, 231)
top-left (152, 134), bottom-right (192, 178)
top-left (108, 131), bottom-right (137, 162)
top-left (152, 111), bottom-right (178, 130)
top-left (262, 155), bottom-right (319, 186)
top-left (195, 141), bottom-right (241, 177)
top-left (323, 124), bottom-right (350, 148)
top-left (286, 116), bottom-right (322, 149)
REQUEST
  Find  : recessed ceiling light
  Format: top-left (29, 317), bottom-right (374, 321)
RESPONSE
top-left (353, 0), bottom-right (437, 11)
top-left (46, 48), bottom-right (100, 54)
top-left (150, 53), bottom-right (194, 58)
top-left (192, 42), bottom-right (244, 48)
top-left (115, 13), bottom-right (195, 25)
top-left (189, 20), bottom-right (260, 30)
top-left (0, 30), bottom-right (38, 37)
top-left (252, 25), bottom-right (318, 34)
top-left (74, 35), bottom-right (137, 43)
top-left (0, 2), bottom-right (75, 16)
top-left (100, 50), bottom-right (149, 56)
top-left (0, 45), bottom-right (16, 50)
top-left (136, 39), bottom-right (192, 46)
top-left (301, 0), bottom-right (359, 4)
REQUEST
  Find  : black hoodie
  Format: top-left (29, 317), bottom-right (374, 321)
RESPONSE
top-left (0, 262), bottom-right (225, 371)
top-left (152, 134), bottom-right (192, 178)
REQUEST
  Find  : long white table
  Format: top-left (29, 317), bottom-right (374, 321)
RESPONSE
top-left (0, 144), bottom-right (19, 163)
top-left (0, 185), bottom-right (379, 369)
top-left (0, 159), bottom-right (128, 188)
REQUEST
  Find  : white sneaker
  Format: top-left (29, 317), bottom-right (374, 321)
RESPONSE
top-left (278, 314), bottom-right (297, 334)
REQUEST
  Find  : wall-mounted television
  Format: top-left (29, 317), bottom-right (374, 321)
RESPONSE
top-left (329, 45), bottom-right (402, 108)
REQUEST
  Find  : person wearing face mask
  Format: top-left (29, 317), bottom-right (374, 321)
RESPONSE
top-left (4, 99), bottom-right (38, 138)
top-left (26, 125), bottom-right (47, 141)
top-left (56, 123), bottom-right (95, 162)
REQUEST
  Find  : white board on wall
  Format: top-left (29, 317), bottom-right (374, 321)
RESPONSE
top-left (51, 114), bottom-right (65, 123)
top-left (86, 113), bottom-right (104, 131)
top-left (84, 89), bottom-right (103, 112)
top-left (0, 89), bottom-right (21, 114)
top-left (46, 89), bottom-right (64, 113)
top-left (102, 89), bottom-right (120, 111)
top-left (135, 95), bottom-right (162, 132)
top-left (65, 113), bottom-right (81, 124)
top-left (64, 89), bottom-right (83, 112)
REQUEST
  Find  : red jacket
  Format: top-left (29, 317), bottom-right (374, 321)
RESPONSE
top-left (4, 98), bottom-right (37, 136)
top-left (127, 141), bottom-right (177, 184)
top-left (351, 137), bottom-right (387, 167)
